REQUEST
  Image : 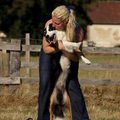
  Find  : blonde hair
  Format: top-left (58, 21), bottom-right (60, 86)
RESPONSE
top-left (52, 5), bottom-right (76, 42)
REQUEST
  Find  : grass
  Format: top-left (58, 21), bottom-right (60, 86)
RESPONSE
top-left (1, 53), bottom-right (120, 119)
top-left (20, 54), bottom-right (120, 79)
top-left (79, 54), bottom-right (120, 79)
top-left (0, 84), bottom-right (39, 120)
top-left (0, 84), bottom-right (120, 120)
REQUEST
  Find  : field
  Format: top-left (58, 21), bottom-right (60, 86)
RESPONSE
top-left (0, 53), bottom-right (120, 120)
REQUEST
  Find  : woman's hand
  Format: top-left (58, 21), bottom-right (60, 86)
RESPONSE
top-left (52, 34), bottom-right (65, 51)
top-left (57, 41), bottom-right (65, 51)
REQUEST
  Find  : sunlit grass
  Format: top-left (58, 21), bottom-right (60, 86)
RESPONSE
top-left (78, 54), bottom-right (120, 79)
top-left (2, 53), bottom-right (120, 79)
top-left (1, 53), bottom-right (120, 120)
top-left (0, 83), bottom-right (120, 120)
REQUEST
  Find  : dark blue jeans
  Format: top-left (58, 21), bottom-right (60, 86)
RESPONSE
top-left (37, 47), bottom-right (89, 120)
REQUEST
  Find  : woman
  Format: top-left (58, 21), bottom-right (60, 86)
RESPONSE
top-left (37, 5), bottom-right (89, 120)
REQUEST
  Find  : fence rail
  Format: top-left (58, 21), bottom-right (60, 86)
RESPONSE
top-left (82, 47), bottom-right (120, 54)
top-left (0, 34), bottom-right (120, 95)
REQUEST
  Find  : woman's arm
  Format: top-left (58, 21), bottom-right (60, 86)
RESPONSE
top-left (58, 25), bottom-right (84, 62)
top-left (43, 20), bottom-right (84, 62)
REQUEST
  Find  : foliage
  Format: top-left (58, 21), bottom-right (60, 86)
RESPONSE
top-left (0, 0), bottom-right (98, 40)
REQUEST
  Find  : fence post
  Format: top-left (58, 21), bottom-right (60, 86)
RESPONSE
top-left (9, 39), bottom-right (21, 95)
top-left (6, 50), bottom-right (10, 76)
top-left (0, 39), bottom-right (3, 92)
top-left (26, 33), bottom-right (30, 77)
top-left (25, 33), bottom-right (31, 92)
top-left (0, 39), bottom-right (3, 76)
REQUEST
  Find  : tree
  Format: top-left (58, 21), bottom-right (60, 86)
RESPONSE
top-left (0, 0), bottom-right (97, 40)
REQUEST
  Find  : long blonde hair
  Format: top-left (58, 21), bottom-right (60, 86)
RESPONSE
top-left (52, 5), bottom-right (76, 42)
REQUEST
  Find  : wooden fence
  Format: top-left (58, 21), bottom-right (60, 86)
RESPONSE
top-left (0, 33), bottom-right (120, 94)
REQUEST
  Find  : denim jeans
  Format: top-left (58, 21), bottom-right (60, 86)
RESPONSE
top-left (37, 47), bottom-right (89, 120)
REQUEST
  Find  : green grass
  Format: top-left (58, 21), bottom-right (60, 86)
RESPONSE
top-left (2, 53), bottom-right (120, 79)
top-left (83, 54), bottom-right (120, 64)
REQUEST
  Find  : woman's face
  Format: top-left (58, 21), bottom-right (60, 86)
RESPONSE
top-left (52, 16), bottom-right (67, 31)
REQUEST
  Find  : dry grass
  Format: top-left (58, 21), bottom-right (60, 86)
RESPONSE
top-left (0, 83), bottom-right (120, 120)
top-left (0, 83), bottom-right (39, 120)
top-left (1, 53), bottom-right (120, 119)
top-left (86, 97), bottom-right (120, 120)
